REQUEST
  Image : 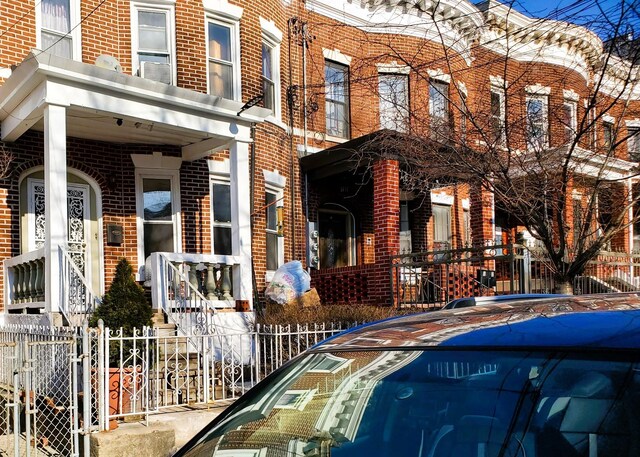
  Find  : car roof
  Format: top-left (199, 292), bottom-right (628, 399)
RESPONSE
top-left (315, 293), bottom-right (640, 352)
top-left (443, 293), bottom-right (570, 309)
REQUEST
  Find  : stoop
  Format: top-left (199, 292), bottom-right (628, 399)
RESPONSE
top-left (89, 422), bottom-right (175, 457)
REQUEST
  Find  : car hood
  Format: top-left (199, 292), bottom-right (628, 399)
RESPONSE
top-left (316, 293), bottom-right (640, 351)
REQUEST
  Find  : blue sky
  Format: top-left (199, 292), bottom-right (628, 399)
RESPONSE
top-left (496, 0), bottom-right (634, 39)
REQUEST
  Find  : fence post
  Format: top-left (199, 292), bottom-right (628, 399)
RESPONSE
top-left (79, 326), bottom-right (90, 456)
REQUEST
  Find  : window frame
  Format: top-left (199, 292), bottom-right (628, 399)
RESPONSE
top-left (563, 99), bottom-right (578, 143)
top-left (265, 186), bottom-right (284, 276)
top-left (130, 1), bottom-right (176, 85)
top-left (525, 94), bottom-right (549, 151)
top-left (325, 60), bottom-right (351, 139)
top-left (210, 177), bottom-right (233, 256)
top-left (35, 0), bottom-right (82, 60)
top-left (429, 80), bottom-right (450, 140)
top-left (603, 121), bottom-right (614, 150)
top-left (628, 126), bottom-right (640, 161)
top-left (135, 168), bottom-right (182, 273)
top-left (378, 72), bottom-right (410, 132)
top-left (206, 14), bottom-right (241, 100)
top-left (490, 87), bottom-right (505, 146)
top-left (260, 18), bottom-right (283, 122)
top-left (432, 203), bottom-right (452, 250)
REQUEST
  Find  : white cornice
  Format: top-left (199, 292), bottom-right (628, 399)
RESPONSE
top-left (323, 48), bottom-right (352, 66)
top-left (306, 0), bottom-right (483, 66)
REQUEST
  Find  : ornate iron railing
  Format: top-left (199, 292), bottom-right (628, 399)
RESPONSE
top-left (60, 246), bottom-right (100, 327)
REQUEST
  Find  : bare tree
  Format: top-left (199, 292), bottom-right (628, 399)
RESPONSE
top-left (305, 0), bottom-right (640, 292)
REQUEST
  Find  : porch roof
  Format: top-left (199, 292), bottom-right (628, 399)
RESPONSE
top-left (300, 129), bottom-right (405, 181)
top-left (0, 51), bottom-right (271, 161)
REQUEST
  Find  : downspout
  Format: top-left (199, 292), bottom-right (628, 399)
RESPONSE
top-left (249, 123), bottom-right (260, 310)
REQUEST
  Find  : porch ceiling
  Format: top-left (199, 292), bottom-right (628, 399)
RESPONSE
top-left (0, 51), bottom-right (271, 160)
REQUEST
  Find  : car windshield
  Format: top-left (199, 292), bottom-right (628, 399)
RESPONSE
top-left (179, 349), bottom-right (640, 457)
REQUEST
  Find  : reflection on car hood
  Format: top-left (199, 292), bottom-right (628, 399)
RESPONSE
top-left (317, 293), bottom-right (640, 351)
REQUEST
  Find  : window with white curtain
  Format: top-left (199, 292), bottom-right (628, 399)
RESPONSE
top-left (325, 60), bottom-right (350, 138)
top-left (379, 73), bottom-right (409, 132)
top-left (432, 204), bottom-right (451, 249)
top-left (39, 0), bottom-right (79, 59)
top-left (563, 100), bottom-right (577, 143)
top-left (628, 126), bottom-right (640, 161)
top-left (131, 3), bottom-right (175, 84)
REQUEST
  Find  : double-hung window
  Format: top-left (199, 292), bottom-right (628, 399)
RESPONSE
top-left (265, 191), bottom-right (279, 271)
top-left (429, 80), bottom-right (449, 141)
top-left (490, 88), bottom-right (505, 145)
top-left (211, 180), bottom-right (232, 255)
top-left (603, 121), bottom-right (614, 150)
top-left (628, 126), bottom-right (640, 161)
top-left (131, 3), bottom-right (175, 84)
top-left (432, 204), bottom-right (452, 250)
top-left (38, 0), bottom-right (80, 59)
top-left (325, 61), bottom-right (350, 139)
top-left (526, 95), bottom-right (549, 150)
top-left (208, 20), bottom-right (236, 99)
top-left (135, 168), bottom-right (182, 274)
top-left (379, 73), bottom-right (409, 132)
top-left (260, 19), bottom-right (282, 119)
top-left (563, 100), bottom-right (577, 143)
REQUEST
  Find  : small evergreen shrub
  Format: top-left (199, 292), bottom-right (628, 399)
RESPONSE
top-left (90, 258), bottom-right (153, 334)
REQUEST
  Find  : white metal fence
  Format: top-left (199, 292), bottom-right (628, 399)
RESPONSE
top-left (0, 320), bottom-right (355, 456)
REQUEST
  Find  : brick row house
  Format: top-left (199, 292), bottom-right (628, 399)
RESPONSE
top-left (0, 0), bottom-right (638, 323)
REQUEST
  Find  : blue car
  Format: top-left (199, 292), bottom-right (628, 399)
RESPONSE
top-left (176, 293), bottom-right (640, 457)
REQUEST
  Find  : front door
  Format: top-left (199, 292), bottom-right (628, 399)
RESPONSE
top-left (29, 179), bottom-right (91, 279)
top-left (318, 210), bottom-right (353, 269)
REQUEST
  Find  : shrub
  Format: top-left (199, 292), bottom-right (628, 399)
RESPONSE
top-left (90, 258), bottom-right (153, 335)
top-left (256, 303), bottom-right (421, 326)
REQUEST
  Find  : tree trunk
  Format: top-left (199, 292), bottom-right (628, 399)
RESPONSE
top-left (554, 280), bottom-right (573, 295)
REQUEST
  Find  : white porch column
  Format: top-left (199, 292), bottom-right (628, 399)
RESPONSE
top-left (229, 139), bottom-right (253, 308)
top-left (44, 103), bottom-right (68, 314)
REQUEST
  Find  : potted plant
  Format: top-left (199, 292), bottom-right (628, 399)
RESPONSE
top-left (90, 258), bottom-right (153, 427)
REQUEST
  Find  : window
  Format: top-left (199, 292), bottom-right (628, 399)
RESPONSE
top-left (207, 21), bottom-right (236, 98)
top-left (135, 172), bottom-right (181, 267)
top-left (211, 180), bottom-right (232, 255)
top-left (628, 126), bottom-right (640, 161)
top-left (429, 80), bottom-right (449, 141)
top-left (563, 100), bottom-right (577, 143)
top-left (526, 95), bottom-right (548, 150)
top-left (265, 190), bottom-right (279, 271)
top-left (379, 73), bottom-right (409, 132)
top-left (132, 4), bottom-right (175, 84)
top-left (460, 93), bottom-right (468, 144)
top-left (432, 204), bottom-right (451, 250)
top-left (463, 208), bottom-right (471, 247)
top-left (490, 88), bottom-right (505, 145)
top-left (603, 122), bottom-right (614, 150)
top-left (325, 61), bottom-right (350, 138)
top-left (262, 43), bottom-right (276, 112)
top-left (38, 0), bottom-right (80, 59)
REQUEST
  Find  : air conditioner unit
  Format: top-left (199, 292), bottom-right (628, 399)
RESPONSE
top-left (140, 61), bottom-right (172, 84)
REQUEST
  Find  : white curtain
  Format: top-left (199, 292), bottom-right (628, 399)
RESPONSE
top-left (42, 0), bottom-right (70, 33)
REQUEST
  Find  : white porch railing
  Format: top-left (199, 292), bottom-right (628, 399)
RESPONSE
top-left (149, 252), bottom-right (239, 336)
top-left (60, 246), bottom-right (100, 327)
top-left (3, 248), bottom-right (46, 311)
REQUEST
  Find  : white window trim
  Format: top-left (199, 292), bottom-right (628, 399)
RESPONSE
top-left (210, 176), bottom-right (233, 255)
top-left (274, 389), bottom-right (317, 411)
top-left (35, 0), bottom-right (82, 61)
top-left (427, 69), bottom-right (451, 84)
top-left (134, 167), bottom-right (182, 276)
top-left (490, 84), bottom-right (506, 145)
top-left (430, 191), bottom-right (454, 205)
top-left (264, 170), bottom-right (286, 281)
top-left (260, 18), bottom-right (282, 123)
top-left (130, 0), bottom-right (177, 85)
top-left (378, 72), bottom-right (409, 132)
top-left (525, 84), bottom-right (551, 96)
top-left (206, 13), bottom-right (242, 100)
top-left (563, 99), bottom-right (578, 142)
top-left (563, 88), bottom-right (579, 102)
top-left (322, 48), bottom-right (351, 66)
top-left (526, 94), bottom-right (549, 150)
top-left (376, 61), bottom-right (410, 74)
top-left (325, 60), bottom-right (350, 139)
